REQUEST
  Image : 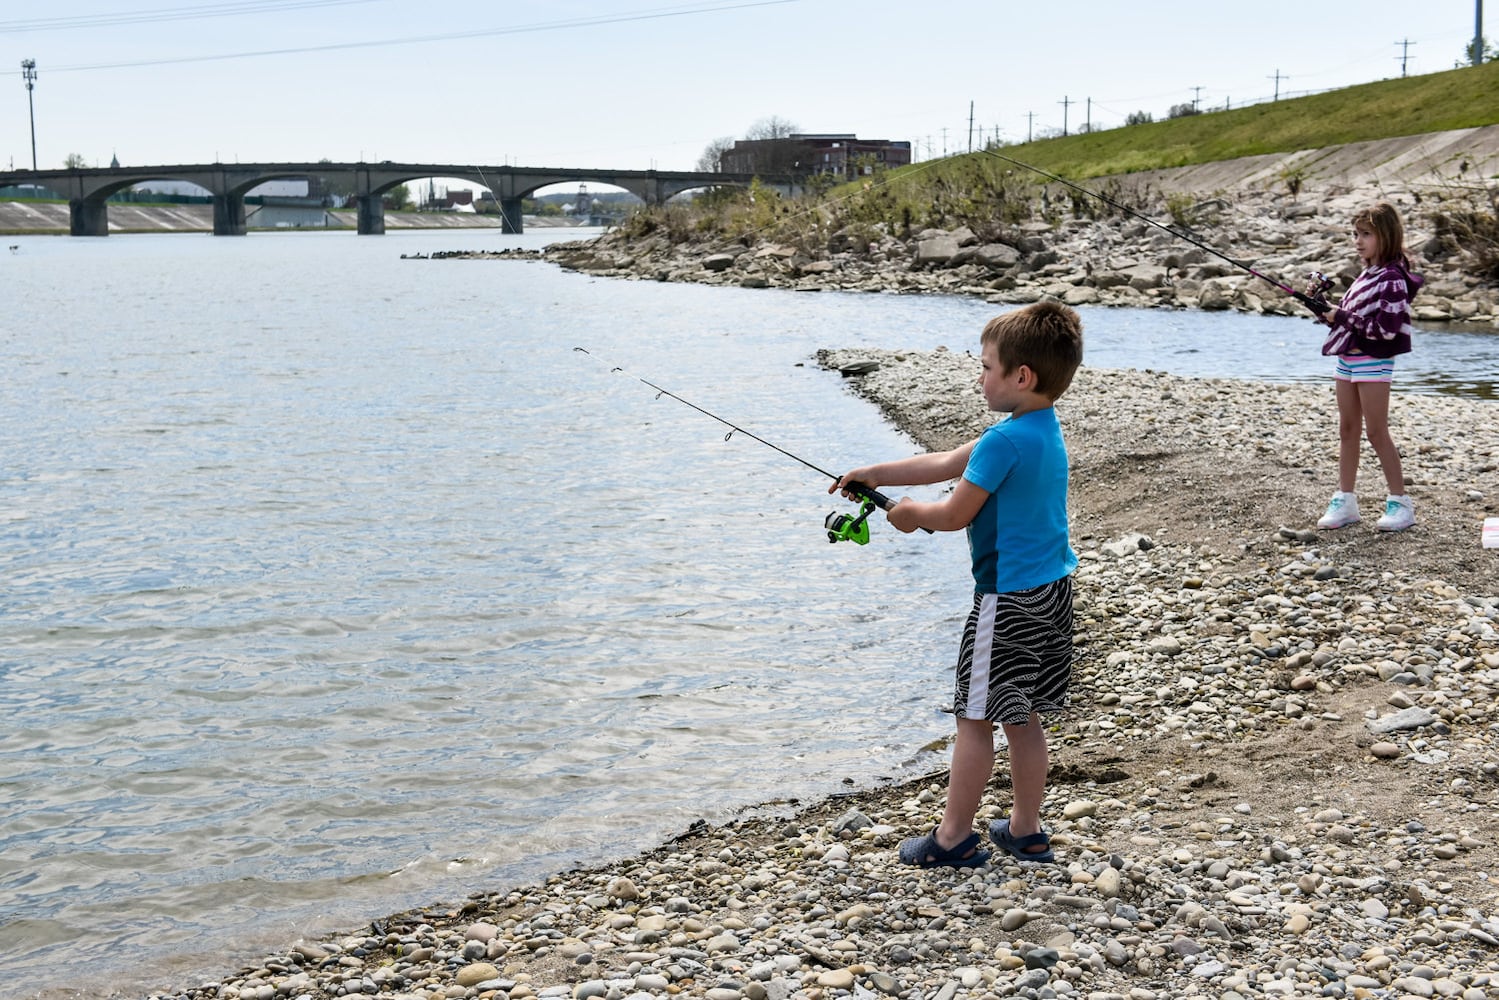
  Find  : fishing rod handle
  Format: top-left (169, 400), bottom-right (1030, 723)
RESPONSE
top-left (847, 482), bottom-right (936, 534)
top-left (1290, 290), bottom-right (1332, 316)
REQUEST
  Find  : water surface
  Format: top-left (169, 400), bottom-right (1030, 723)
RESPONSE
top-left (1, 228), bottom-right (1492, 1000)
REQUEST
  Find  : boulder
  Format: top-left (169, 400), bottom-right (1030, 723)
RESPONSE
top-left (1123, 264), bottom-right (1168, 290)
top-left (950, 225), bottom-right (979, 247)
top-left (1198, 279), bottom-right (1236, 310)
top-left (974, 243), bottom-right (1021, 268)
top-left (914, 235), bottom-right (961, 267)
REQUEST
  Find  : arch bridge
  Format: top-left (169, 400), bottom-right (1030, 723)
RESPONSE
top-left (0, 161), bottom-right (774, 236)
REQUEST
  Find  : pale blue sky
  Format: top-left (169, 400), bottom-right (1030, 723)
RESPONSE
top-left (1, 0), bottom-right (1485, 175)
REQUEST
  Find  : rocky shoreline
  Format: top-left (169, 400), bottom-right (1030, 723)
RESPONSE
top-left (124, 350), bottom-right (1499, 1000)
top-left (519, 177), bottom-right (1499, 334)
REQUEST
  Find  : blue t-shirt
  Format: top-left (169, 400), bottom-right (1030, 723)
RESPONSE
top-left (962, 407), bottom-right (1077, 594)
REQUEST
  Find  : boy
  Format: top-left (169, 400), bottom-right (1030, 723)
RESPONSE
top-left (832, 300), bottom-right (1083, 867)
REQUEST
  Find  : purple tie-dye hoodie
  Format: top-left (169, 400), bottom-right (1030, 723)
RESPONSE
top-left (1320, 260), bottom-right (1423, 359)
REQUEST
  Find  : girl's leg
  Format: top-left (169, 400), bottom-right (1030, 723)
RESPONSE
top-left (1355, 381), bottom-right (1405, 494)
top-left (1334, 378), bottom-right (1364, 493)
top-left (935, 717), bottom-right (994, 851)
top-left (1001, 713), bottom-right (1049, 845)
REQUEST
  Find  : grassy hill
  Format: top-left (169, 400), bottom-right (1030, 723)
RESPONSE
top-left (657, 60), bottom-right (1499, 253)
top-left (882, 59), bottom-right (1499, 189)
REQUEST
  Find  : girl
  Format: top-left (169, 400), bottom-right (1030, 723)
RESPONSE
top-left (1313, 201), bottom-right (1423, 532)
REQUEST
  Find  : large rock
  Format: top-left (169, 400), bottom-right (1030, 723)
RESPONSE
top-left (1198, 278), bottom-right (1236, 310)
top-left (954, 242), bottom-right (1020, 269)
top-left (1127, 262), bottom-right (1169, 289)
top-left (914, 235), bottom-right (961, 267)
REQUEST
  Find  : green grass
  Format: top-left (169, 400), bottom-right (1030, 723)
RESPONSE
top-left (960, 59), bottom-right (1499, 181)
top-left (747, 60), bottom-right (1499, 247)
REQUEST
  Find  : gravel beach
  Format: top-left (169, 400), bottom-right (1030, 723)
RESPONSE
top-left (129, 348), bottom-right (1499, 1000)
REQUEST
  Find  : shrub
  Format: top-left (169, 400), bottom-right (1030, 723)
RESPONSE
top-left (1427, 186), bottom-right (1499, 281)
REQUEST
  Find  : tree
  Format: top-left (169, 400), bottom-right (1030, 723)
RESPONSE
top-left (1167, 103), bottom-right (1201, 119)
top-left (695, 136), bottom-right (736, 173)
top-left (384, 184), bottom-right (411, 210)
top-left (745, 116), bottom-right (799, 140)
top-left (64, 152), bottom-right (88, 168)
top-left (1126, 110), bottom-right (1153, 125)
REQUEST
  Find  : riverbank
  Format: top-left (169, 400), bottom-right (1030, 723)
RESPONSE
top-left (125, 358), bottom-right (1499, 1000)
top-left (530, 131), bottom-right (1499, 332)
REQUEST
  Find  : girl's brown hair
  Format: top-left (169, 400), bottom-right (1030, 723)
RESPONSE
top-left (1352, 202), bottom-right (1410, 267)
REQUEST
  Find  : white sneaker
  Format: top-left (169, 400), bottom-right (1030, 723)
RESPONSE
top-left (1376, 494), bottom-right (1415, 532)
top-left (1317, 492), bottom-right (1360, 529)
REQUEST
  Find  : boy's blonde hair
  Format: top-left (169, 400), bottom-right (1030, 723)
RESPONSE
top-left (980, 300), bottom-right (1084, 400)
top-left (1352, 202), bottom-right (1410, 267)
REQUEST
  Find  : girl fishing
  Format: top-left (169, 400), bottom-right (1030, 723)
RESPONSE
top-left (1312, 201), bottom-right (1423, 532)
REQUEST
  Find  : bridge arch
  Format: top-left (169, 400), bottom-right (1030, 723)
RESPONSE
top-left (0, 162), bottom-right (777, 236)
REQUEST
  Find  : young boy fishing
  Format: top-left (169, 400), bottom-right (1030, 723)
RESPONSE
top-left (833, 300), bottom-right (1083, 867)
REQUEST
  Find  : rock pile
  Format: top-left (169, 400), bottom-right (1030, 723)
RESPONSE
top-left (541, 186), bottom-right (1498, 329)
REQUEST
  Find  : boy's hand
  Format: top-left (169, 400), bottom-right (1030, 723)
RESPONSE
top-left (830, 470), bottom-right (878, 500)
top-left (886, 498), bottom-right (920, 533)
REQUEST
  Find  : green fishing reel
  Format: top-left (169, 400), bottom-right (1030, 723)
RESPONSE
top-left (825, 497), bottom-right (877, 544)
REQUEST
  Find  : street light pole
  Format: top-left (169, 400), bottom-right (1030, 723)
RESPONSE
top-left (21, 59), bottom-right (37, 171)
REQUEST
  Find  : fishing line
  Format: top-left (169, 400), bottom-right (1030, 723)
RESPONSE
top-left (977, 148), bottom-right (1333, 312)
top-left (573, 347), bottom-right (928, 543)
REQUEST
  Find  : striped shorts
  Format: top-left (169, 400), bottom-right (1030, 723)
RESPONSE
top-left (1335, 353), bottom-right (1395, 383)
top-left (951, 576), bottom-right (1074, 725)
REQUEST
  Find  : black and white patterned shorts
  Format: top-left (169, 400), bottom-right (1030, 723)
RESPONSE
top-left (950, 576), bottom-right (1074, 725)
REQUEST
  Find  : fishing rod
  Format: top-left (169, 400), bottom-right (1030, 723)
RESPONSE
top-left (979, 149), bottom-right (1335, 313)
top-left (574, 347), bottom-right (927, 544)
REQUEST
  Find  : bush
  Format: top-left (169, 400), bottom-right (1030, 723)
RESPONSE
top-left (1427, 186), bottom-right (1499, 281)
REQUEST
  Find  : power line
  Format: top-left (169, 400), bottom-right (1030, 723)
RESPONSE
top-left (0, 0), bottom-right (374, 33)
top-left (48, 0), bottom-right (798, 72)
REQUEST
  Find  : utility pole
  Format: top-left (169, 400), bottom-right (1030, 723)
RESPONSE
top-left (1085, 97), bottom-right (1092, 133)
top-left (1474, 0), bottom-right (1485, 65)
top-left (940, 127), bottom-right (948, 157)
top-left (967, 101), bottom-right (975, 153)
top-left (21, 59), bottom-right (37, 170)
top-left (1024, 111), bottom-right (1035, 143)
top-left (1395, 39), bottom-right (1415, 76)
top-left (1059, 95), bottom-right (1071, 136)
top-left (1190, 85), bottom-right (1205, 111)
top-left (1268, 69), bottom-right (1287, 100)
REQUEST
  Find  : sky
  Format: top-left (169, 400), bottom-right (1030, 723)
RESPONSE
top-left (0, 0), bottom-right (1486, 186)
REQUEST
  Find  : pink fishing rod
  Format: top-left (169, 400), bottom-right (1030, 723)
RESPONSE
top-left (982, 149), bottom-right (1334, 314)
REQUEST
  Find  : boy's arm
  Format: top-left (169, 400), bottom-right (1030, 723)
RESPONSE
top-left (887, 478), bottom-right (989, 533)
top-left (830, 439), bottom-right (978, 495)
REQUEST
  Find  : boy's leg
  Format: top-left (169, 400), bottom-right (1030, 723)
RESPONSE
top-left (935, 716), bottom-right (995, 851)
top-left (1001, 712), bottom-right (1049, 849)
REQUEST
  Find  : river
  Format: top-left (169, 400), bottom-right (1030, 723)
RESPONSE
top-left (1, 228), bottom-right (1494, 1000)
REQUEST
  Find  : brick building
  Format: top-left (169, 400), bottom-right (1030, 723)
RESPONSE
top-left (719, 133), bottom-right (912, 178)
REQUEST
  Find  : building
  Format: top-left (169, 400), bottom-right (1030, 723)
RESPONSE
top-left (719, 134), bottom-right (912, 179)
